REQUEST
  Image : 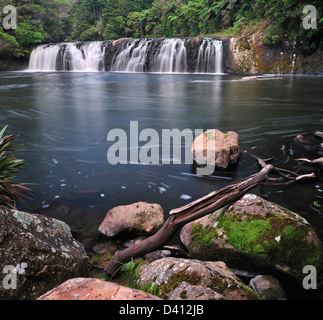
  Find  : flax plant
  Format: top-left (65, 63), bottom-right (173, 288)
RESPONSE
top-left (0, 125), bottom-right (31, 208)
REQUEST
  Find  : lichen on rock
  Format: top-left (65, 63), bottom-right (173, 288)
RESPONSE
top-left (137, 257), bottom-right (259, 300)
top-left (0, 206), bottom-right (88, 300)
top-left (98, 201), bottom-right (164, 238)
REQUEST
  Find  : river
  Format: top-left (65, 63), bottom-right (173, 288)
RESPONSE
top-left (1, 71), bottom-right (323, 297)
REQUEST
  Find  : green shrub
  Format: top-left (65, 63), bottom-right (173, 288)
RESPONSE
top-left (0, 125), bottom-right (30, 208)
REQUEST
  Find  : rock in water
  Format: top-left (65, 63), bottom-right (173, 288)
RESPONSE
top-left (137, 257), bottom-right (259, 300)
top-left (180, 194), bottom-right (323, 282)
top-left (191, 129), bottom-right (240, 169)
top-left (99, 201), bottom-right (164, 238)
top-left (249, 275), bottom-right (286, 300)
top-left (0, 206), bottom-right (88, 300)
top-left (37, 277), bottom-right (161, 300)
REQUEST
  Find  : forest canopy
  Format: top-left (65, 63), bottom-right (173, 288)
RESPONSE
top-left (0, 0), bottom-right (322, 59)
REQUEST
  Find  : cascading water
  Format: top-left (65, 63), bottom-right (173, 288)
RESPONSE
top-left (28, 42), bottom-right (105, 71)
top-left (196, 38), bottom-right (223, 74)
top-left (110, 38), bottom-right (187, 73)
top-left (28, 38), bottom-right (223, 74)
top-left (28, 44), bottom-right (61, 71)
top-left (153, 39), bottom-right (187, 73)
top-left (111, 39), bottom-right (151, 72)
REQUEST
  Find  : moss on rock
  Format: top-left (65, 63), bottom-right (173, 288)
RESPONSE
top-left (182, 194), bottom-right (323, 281)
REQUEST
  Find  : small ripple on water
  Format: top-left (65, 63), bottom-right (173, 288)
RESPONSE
top-left (0, 84), bottom-right (30, 90)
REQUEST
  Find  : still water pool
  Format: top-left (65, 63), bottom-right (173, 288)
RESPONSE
top-left (1, 72), bottom-right (323, 296)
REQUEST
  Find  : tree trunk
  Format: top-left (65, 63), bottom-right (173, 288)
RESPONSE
top-left (105, 163), bottom-right (274, 276)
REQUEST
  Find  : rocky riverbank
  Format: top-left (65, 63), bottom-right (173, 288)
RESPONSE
top-left (2, 128), bottom-right (323, 300)
top-left (2, 191), bottom-right (323, 300)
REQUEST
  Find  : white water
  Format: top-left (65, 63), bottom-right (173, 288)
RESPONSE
top-left (111, 39), bottom-right (151, 72)
top-left (153, 39), bottom-right (187, 73)
top-left (29, 44), bottom-right (61, 71)
top-left (29, 42), bottom-right (105, 72)
top-left (196, 38), bottom-right (223, 74)
top-left (29, 38), bottom-right (223, 73)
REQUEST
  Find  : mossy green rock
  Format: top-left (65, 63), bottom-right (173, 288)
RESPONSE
top-left (137, 257), bottom-right (259, 300)
top-left (180, 194), bottom-right (323, 282)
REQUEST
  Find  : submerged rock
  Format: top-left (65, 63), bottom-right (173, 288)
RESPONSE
top-left (0, 206), bottom-right (88, 300)
top-left (180, 194), bottom-right (323, 282)
top-left (249, 275), bottom-right (286, 300)
top-left (137, 257), bottom-right (259, 300)
top-left (294, 134), bottom-right (323, 155)
top-left (191, 129), bottom-right (240, 169)
top-left (35, 200), bottom-right (71, 221)
top-left (99, 201), bottom-right (164, 238)
top-left (37, 277), bottom-right (161, 300)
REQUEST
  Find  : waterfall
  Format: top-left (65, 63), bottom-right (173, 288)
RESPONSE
top-left (111, 39), bottom-right (151, 72)
top-left (196, 39), bottom-right (223, 74)
top-left (28, 44), bottom-right (61, 71)
top-left (28, 42), bottom-right (105, 71)
top-left (111, 38), bottom-right (187, 73)
top-left (28, 38), bottom-right (223, 74)
top-left (153, 39), bottom-right (187, 73)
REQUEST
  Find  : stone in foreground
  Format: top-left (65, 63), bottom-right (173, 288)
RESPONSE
top-left (37, 277), bottom-right (161, 300)
top-left (137, 257), bottom-right (258, 300)
top-left (0, 206), bottom-right (88, 300)
top-left (181, 194), bottom-right (323, 282)
top-left (99, 201), bottom-right (164, 238)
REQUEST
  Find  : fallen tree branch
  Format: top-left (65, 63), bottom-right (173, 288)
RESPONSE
top-left (104, 157), bottom-right (316, 276)
top-left (296, 157), bottom-right (323, 167)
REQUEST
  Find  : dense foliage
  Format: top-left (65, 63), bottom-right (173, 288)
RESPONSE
top-left (0, 0), bottom-right (72, 58)
top-left (68, 0), bottom-right (322, 50)
top-left (0, 0), bottom-right (322, 59)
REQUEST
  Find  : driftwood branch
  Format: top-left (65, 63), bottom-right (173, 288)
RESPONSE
top-left (105, 157), bottom-right (316, 276)
top-left (296, 157), bottom-right (323, 168)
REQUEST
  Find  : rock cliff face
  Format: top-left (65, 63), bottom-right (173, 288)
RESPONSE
top-left (224, 34), bottom-right (323, 75)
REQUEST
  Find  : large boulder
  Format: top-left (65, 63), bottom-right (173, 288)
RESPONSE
top-left (137, 257), bottom-right (259, 300)
top-left (99, 201), bottom-right (164, 238)
top-left (37, 278), bottom-right (161, 300)
top-left (180, 194), bottom-right (323, 282)
top-left (191, 129), bottom-right (240, 169)
top-left (0, 206), bottom-right (88, 300)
